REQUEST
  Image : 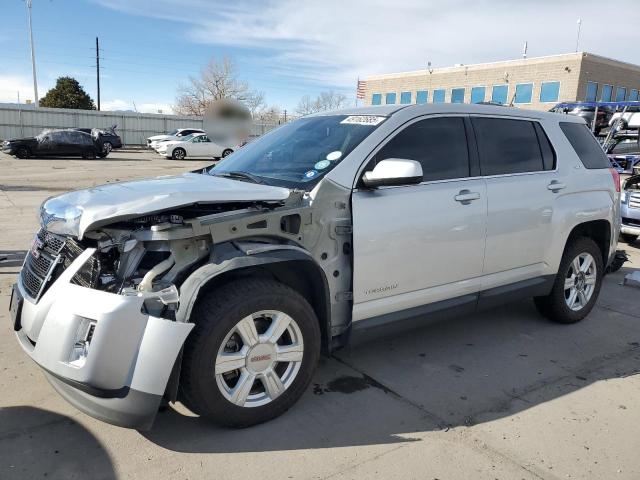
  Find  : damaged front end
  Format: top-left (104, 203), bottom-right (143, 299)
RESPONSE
top-left (15, 190), bottom-right (298, 429)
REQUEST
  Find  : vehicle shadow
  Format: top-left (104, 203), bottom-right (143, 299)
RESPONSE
top-left (0, 250), bottom-right (27, 270)
top-left (142, 271), bottom-right (640, 454)
top-left (7, 155), bottom-right (152, 162)
top-left (0, 406), bottom-right (116, 480)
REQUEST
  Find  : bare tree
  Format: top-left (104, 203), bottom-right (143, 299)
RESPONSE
top-left (244, 91), bottom-right (266, 117)
top-left (318, 91), bottom-right (349, 110)
top-left (295, 91), bottom-right (350, 116)
top-left (255, 105), bottom-right (282, 123)
top-left (174, 57), bottom-right (259, 116)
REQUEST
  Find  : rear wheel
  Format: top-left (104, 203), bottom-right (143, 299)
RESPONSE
top-left (620, 233), bottom-right (638, 245)
top-left (172, 148), bottom-right (186, 160)
top-left (534, 237), bottom-right (603, 324)
top-left (180, 278), bottom-right (321, 427)
top-left (15, 146), bottom-right (30, 159)
top-left (221, 148), bottom-right (233, 158)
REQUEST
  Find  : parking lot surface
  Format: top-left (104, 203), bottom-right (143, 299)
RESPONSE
top-left (1, 151), bottom-right (640, 480)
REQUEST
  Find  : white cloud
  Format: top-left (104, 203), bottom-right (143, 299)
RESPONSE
top-left (94, 0), bottom-right (640, 90)
top-left (0, 74), bottom-right (37, 104)
top-left (101, 98), bottom-right (174, 114)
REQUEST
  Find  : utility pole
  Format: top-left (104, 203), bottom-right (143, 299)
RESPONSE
top-left (575, 19), bottom-right (582, 52)
top-left (25, 0), bottom-right (39, 107)
top-left (96, 36), bottom-right (101, 110)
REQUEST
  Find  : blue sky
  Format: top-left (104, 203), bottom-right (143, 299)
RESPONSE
top-left (2, 0), bottom-right (639, 113)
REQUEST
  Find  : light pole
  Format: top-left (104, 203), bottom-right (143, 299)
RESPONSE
top-left (25, 0), bottom-right (39, 107)
top-left (575, 18), bottom-right (582, 53)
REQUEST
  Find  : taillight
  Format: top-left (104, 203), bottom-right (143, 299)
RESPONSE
top-left (609, 167), bottom-right (621, 193)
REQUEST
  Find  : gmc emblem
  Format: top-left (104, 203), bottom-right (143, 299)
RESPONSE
top-left (250, 354), bottom-right (272, 362)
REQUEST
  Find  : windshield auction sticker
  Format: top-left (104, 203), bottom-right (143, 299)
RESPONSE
top-left (340, 115), bottom-right (386, 126)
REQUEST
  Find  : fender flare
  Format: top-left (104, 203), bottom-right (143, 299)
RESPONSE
top-left (176, 242), bottom-right (331, 327)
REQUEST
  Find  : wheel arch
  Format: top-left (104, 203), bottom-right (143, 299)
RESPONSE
top-left (176, 243), bottom-right (331, 352)
top-left (564, 219), bottom-right (612, 267)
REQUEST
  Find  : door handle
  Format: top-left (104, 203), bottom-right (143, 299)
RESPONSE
top-left (454, 190), bottom-right (481, 204)
top-left (547, 181), bottom-right (567, 192)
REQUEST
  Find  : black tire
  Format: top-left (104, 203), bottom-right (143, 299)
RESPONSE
top-left (620, 233), bottom-right (638, 245)
top-left (180, 278), bottom-right (321, 427)
top-left (102, 142), bottom-right (113, 155)
top-left (221, 148), bottom-right (233, 158)
top-left (534, 237), bottom-right (604, 324)
top-left (15, 146), bottom-right (30, 159)
top-left (172, 148), bottom-right (186, 160)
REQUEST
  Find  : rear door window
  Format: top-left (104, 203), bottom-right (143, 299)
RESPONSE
top-left (559, 122), bottom-right (609, 169)
top-left (471, 117), bottom-right (545, 175)
top-left (375, 117), bottom-right (470, 182)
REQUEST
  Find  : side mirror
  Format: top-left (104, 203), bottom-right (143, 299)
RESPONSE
top-left (362, 158), bottom-right (423, 188)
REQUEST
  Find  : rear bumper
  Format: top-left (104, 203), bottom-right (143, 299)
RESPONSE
top-left (13, 249), bottom-right (193, 429)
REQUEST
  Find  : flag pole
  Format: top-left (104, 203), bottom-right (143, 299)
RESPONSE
top-left (355, 77), bottom-right (359, 107)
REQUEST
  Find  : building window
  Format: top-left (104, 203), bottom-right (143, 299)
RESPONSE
top-left (514, 83), bottom-right (533, 104)
top-left (539, 81), bottom-right (560, 103)
top-left (630, 89), bottom-right (639, 101)
top-left (615, 87), bottom-right (627, 102)
top-left (492, 84), bottom-right (508, 104)
top-left (371, 93), bottom-right (382, 105)
top-left (433, 89), bottom-right (446, 103)
top-left (471, 86), bottom-right (486, 104)
top-left (601, 84), bottom-right (613, 102)
top-left (451, 88), bottom-right (465, 103)
top-left (385, 92), bottom-right (396, 105)
top-left (416, 90), bottom-right (428, 104)
top-left (586, 81), bottom-right (598, 102)
top-left (400, 91), bottom-right (412, 104)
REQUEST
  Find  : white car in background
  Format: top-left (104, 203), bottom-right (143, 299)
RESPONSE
top-left (608, 106), bottom-right (640, 131)
top-left (146, 128), bottom-right (204, 149)
top-left (156, 133), bottom-right (235, 160)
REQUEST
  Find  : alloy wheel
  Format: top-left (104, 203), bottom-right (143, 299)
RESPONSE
top-left (564, 252), bottom-right (597, 311)
top-left (215, 310), bottom-right (304, 408)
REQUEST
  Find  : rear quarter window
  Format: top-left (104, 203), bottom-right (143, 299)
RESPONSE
top-left (559, 122), bottom-right (609, 169)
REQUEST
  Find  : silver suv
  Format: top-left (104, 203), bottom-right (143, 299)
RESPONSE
top-left (9, 104), bottom-right (620, 429)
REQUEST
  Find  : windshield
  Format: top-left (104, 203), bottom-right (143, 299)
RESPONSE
top-left (210, 114), bottom-right (385, 189)
top-left (177, 134), bottom-right (196, 142)
top-left (166, 129), bottom-right (179, 136)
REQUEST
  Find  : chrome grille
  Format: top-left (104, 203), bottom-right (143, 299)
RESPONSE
top-left (629, 193), bottom-right (640, 210)
top-left (20, 229), bottom-right (71, 301)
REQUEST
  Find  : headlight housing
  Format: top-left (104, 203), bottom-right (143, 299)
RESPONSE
top-left (40, 197), bottom-right (83, 236)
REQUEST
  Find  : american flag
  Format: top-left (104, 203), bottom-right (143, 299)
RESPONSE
top-left (356, 79), bottom-right (366, 99)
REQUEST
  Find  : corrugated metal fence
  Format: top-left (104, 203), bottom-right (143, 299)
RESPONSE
top-left (0, 105), bottom-right (282, 145)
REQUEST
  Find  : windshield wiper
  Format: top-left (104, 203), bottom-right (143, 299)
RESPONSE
top-left (214, 171), bottom-right (264, 184)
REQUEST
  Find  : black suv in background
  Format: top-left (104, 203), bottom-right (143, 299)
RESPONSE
top-left (550, 103), bottom-right (612, 135)
top-left (2, 129), bottom-right (109, 159)
top-left (76, 126), bottom-right (122, 152)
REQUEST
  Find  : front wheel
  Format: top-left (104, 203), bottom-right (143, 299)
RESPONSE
top-left (180, 278), bottom-right (321, 427)
top-left (172, 148), bottom-right (186, 160)
top-left (221, 148), bottom-right (233, 158)
top-left (15, 146), bottom-right (30, 159)
top-left (534, 237), bottom-right (603, 324)
top-left (102, 142), bottom-right (113, 155)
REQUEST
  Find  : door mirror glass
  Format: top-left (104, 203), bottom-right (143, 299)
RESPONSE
top-left (362, 158), bottom-right (423, 188)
